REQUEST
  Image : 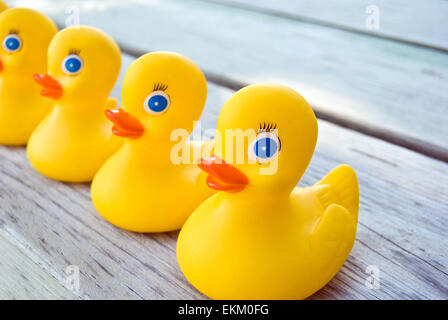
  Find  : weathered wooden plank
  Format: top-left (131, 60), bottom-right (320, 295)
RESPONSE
top-left (0, 229), bottom-right (77, 299)
top-left (10, 0), bottom-right (448, 160)
top-left (0, 53), bottom-right (447, 299)
top-left (205, 0), bottom-right (448, 52)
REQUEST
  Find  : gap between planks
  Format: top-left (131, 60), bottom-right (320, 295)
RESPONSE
top-left (121, 44), bottom-right (448, 163)
top-left (201, 0), bottom-right (448, 54)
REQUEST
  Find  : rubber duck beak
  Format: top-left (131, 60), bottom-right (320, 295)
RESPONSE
top-left (0, 58), bottom-right (3, 72)
top-left (198, 156), bottom-right (249, 192)
top-left (33, 73), bottom-right (63, 100)
top-left (105, 108), bottom-right (145, 139)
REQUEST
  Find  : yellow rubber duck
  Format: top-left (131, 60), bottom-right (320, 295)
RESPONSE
top-left (27, 26), bottom-right (122, 182)
top-left (91, 51), bottom-right (215, 233)
top-left (177, 83), bottom-right (359, 300)
top-left (0, 1), bottom-right (7, 12)
top-left (0, 8), bottom-right (57, 145)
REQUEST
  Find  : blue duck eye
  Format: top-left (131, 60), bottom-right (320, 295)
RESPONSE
top-left (3, 34), bottom-right (22, 52)
top-left (144, 90), bottom-right (170, 114)
top-left (61, 54), bottom-right (83, 75)
top-left (249, 132), bottom-right (281, 164)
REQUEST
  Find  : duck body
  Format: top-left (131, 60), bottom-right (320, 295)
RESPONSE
top-left (27, 26), bottom-right (122, 182)
top-left (177, 83), bottom-right (359, 299)
top-left (91, 52), bottom-right (215, 232)
top-left (0, 75), bottom-right (52, 145)
top-left (92, 140), bottom-right (213, 232)
top-left (0, 8), bottom-right (57, 145)
top-left (178, 165), bottom-right (358, 299)
top-left (27, 101), bottom-right (121, 182)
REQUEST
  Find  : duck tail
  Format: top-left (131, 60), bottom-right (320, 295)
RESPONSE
top-left (316, 164), bottom-right (359, 223)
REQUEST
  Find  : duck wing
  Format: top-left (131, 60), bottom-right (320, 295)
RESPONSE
top-left (310, 204), bottom-right (356, 269)
top-left (313, 164), bottom-right (359, 224)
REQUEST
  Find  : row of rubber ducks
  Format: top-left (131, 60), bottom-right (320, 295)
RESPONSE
top-left (0, 5), bottom-right (359, 300)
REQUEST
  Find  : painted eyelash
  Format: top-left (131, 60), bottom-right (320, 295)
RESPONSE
top-left (258, 122), bottom-right (282, 152)
top-left (9, 29), bottom-right (19, 35)
top-left (258, 122), bottom-right (277, 132)
top-left (153, 83), bottom-right (168, 91)
top-left (68, 48), bottom-right (81, 55)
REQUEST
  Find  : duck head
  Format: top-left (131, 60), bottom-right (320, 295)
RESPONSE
top-left (199, 83), bottom-right (318, 195)
top-left (33, 26), bottom-right (121, 107)
top-left (0, 8), bottom-right (57, 76)
top-left (0, 1), bottom-right (7, 12)
top-left (105, 52), bottom-right (207, 143)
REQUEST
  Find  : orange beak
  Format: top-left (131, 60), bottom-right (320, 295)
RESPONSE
top-left (0, 58), bottom-right (3, 72)
top-left (105, 108), bottom-right (145, 139)
top-left (198, 156), bottom-right (249, 192)
top-left (33, 73), bottom-right (63, 99)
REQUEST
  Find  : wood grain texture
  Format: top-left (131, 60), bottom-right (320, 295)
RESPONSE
top-left (204, 0), bottom-right (448, 52)
top-left (0, 53), bottom-right (447, 299)
top-left (0, 230), bottom-right (76, 299)
top-left (9, 0), bottom-right (448, 159)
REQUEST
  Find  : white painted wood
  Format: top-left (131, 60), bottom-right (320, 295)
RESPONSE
top-left (0, 53), bottom-right (446, 299)
top-left (9, 0), bottom-right (448, 156)
top-left (205, 0), bottom-right (448, 51)
top-left (0, 230), bottom-right (77, 299)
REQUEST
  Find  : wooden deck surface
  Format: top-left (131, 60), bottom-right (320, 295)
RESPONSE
top-left (1, 0), bottom-right (447, 299)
